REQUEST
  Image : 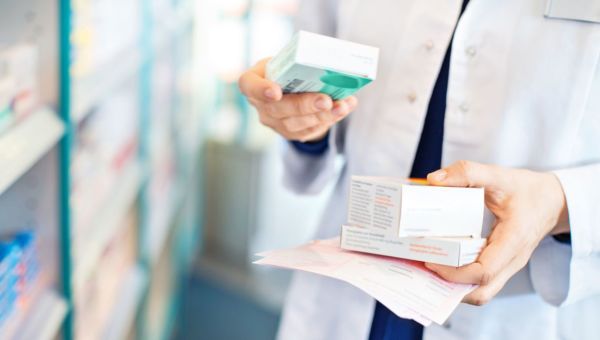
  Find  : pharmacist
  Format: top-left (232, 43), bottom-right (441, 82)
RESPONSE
top-left (239, 0), bottom-right (600, 339)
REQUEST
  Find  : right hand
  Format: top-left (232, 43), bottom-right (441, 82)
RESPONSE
top-left (239, 58), bottom-right (358, 142)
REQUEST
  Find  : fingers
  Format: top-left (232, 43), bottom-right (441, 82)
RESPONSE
top-left (460, 237), bottom-right (529, 306)
top-left (267, 93), bottom-right (333, 118)
top-left (462, 261), bottom-right (519, 306)
top-left (332, 96), bottom-right (358, 116)
top-left (240, 57), bottom-right (358, 141)
top-left (282, 114), bottom-right (321, 133)
top-left (425, 221), bottom-right (526, 286)
top-left (281, 95), bottom-right (357, 130)
top-left (239, 59), bottom-right (282, 102)
top-left (427, 160), bottom-right (503, 188)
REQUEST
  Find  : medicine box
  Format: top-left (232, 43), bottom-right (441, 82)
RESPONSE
top-left (266, 30), bottom-right (379, 100)
top-left (0, 44), bottom-right (39, 121)
top-left (340, 225), bottom-right (486, 267)
top-left (347, 176), bottom-right (484, 238)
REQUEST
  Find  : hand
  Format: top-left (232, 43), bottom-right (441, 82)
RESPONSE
top-left (239, 58), bottom-right (358, 142)
top-left (424, 161), bottom-right (569, 305)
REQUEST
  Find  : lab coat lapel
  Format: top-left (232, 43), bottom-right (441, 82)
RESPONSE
top-left (357, 0), bottom-right (464, 177)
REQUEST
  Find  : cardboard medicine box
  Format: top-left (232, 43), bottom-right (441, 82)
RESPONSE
top-left (347, 176), bottom-right (484, 238)
top-left (266, 30), bottom-right (379, 100)
top-left (340, 225), bottom-right (486, 267)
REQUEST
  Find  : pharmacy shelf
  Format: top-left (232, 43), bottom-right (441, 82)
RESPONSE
top-left (15, 290), bottom-right (69, 340)
top-left (0, 108), bottom-right (64, 196)
top-left (147, 181), bottom-right (187, 267)
top-left (72, 162), bottom-right (143, 292)
top-left (153, 3), bottom-right (195, 53)
top-left (102, 265), bottom-right (147, 340)
top-left (72, 46), bottom-right (142, 124)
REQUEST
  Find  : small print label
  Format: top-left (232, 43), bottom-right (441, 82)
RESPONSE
top-left (283, 79), bottom-right (305, 93)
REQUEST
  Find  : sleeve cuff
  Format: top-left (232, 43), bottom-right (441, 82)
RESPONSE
top-left (290, 132), bottom-right (330, 156)
top-left (282, 127), bottom-right (341, 195)
top-left (529, 164), bottom-right (600, 306)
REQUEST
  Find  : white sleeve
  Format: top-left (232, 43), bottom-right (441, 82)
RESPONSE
top-left (528, 163), bottom-right (600, 306)
top-left (295, 0), bottom-right (339, 35)
top-left (282, 119), bottom-right (347, 195)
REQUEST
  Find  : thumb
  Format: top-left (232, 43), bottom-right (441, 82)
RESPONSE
top-left (239, 58), bottom-right (282, 102)
top-left (427, 160), bottom-right (496, 188)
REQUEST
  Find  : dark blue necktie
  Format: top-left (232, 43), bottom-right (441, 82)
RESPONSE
top-left (368, 1), bottom-right (470, 339)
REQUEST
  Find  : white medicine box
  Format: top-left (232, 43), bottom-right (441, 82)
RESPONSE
top-left (347, 176), bottom-right (484, 238)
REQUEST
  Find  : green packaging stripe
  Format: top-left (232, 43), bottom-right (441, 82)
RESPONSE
top-left (319, 70), bottom-right (372, 100)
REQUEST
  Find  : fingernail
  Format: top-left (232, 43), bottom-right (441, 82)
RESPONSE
top-left (345, 97), bottom-right (357, 107)
top-left (430, 169), bottom-right (447, 181)
top-left (264, 88), bottom-right (277, 100)
top-left (315, 97), bottom-right (331, 110)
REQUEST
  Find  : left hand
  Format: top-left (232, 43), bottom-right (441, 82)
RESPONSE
top-left (424, 160), bottom-right (569, 306)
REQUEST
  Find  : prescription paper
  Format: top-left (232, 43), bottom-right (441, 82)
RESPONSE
top-left (254, 238), bottom-right (476, 326)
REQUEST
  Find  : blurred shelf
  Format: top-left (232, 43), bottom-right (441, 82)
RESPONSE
top-left (73, 162), bottom-right (143, 292)
top-left (14, 290), bottom-right (68, 340)
top-left (72, 46), bottom-right (142, 123)
top-left (102, 264), bottom-right (147, 340)
top-left (0, 108), bottom-right (64, 196)
top-left (153, 3), bottom-right (195, 54)
top-left (147, 180), bottom-right (186, 267)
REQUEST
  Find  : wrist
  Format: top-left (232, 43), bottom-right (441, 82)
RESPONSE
top-left (302, 130), bottom-right (329, 143)
top-left (545, 172), bottom-right (570, 235)
top-left (290, 131), bottom-right (330, 156)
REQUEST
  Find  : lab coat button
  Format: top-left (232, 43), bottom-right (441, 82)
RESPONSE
top-left (407, 92), bottom-right (417, 103)
top-left (459, 102), bottom-right (470, 113)
top-left (466, 46), bottom-right (477, 57)
top-left (424, 40), bottom-right (434, 51)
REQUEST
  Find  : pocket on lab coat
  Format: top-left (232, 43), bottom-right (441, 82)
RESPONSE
top-left (545, 0), bottom-right (600, 24)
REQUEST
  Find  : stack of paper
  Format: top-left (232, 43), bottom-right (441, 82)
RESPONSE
top-left (255, 238), bottom-right (476, 326)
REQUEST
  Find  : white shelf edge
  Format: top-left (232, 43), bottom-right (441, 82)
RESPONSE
top-left (102, 264), bottom-right (147, 340)
top-left (148, 180), bottom-right (187, 266)
top-left (146, 137), bottom-right (202, 267)
top-left (0, 108), bottom-right (65, 196)
top-left (15, 290), bottom-right (68, 340)
top-left (72, 47), bottom-right (142, 124)
top-left (73, 162), bottom-right (143, 292)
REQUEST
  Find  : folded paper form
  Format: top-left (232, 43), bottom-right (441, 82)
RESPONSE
top-left (255, 238), bottom-right (476, 326)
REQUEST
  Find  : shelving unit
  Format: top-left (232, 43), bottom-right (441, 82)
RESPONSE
top-left (14, 290), bottom-right (69, 340)
top-left (71, 49), bottom-right (142, 123)
top-left (101, 265), bottom-right (147, 340)
top-left (0, 0), bottom-right (202, 339)
top-left (0, 108), bottom-right (64, 195)
top-left (71, 162), bottom-right (143, 292)
top-left (146, 180), bottom-right (187, 267)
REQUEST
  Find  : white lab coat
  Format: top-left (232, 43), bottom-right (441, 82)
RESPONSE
top-left (276, 0), bottom-right (600, 339)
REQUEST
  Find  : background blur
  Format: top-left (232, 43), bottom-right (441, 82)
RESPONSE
top-left (0, 0), bottom-right (331, 339)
